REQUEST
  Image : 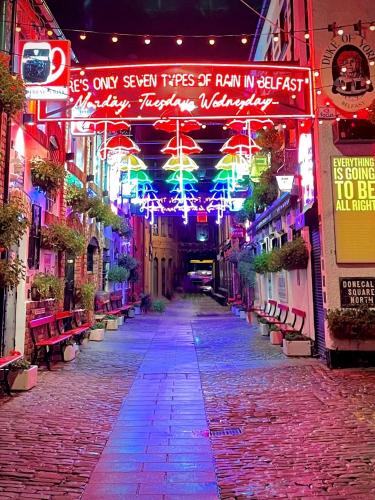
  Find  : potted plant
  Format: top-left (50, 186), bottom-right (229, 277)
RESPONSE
top-left (89, 322), bottom-right (106, 341)
top-left (105, 314), bottom-right (118, 330)
top-left (258, 317), bottom-right (269, 336)
top-left (65, 185), bottom-right (90, 213)
top-left (9, 358), bottom-right (38, 391)
top-left (41, 223), bottom-right (86, 256)
top-left (30, 156), bottom-right (66, 195)
top-left (0, 257), bottom-right (25, 289)
top-left (80, 282), bottom-right (96, 322)
top-left (63, 339), bottom-right (77, 362)
top-left (279, 237), bottom-right (309, 271)
top-left (107, 265), bottom-right (129, 287)
top-left (118, 253), bottom-right (138, 271)
top-left (0, 204), bottom-right (29, 250)
top-left (151, 299), bottom-right (166, 313)
top-left (269, 324), bottom-right (283, 345)
top-left (0, 53), bottom-right (26, 115)
top-left (327, 306), bottom-right (375, 339)
top-left (32, 273), bottom-right (64, 301)
top-left (283, 333), bottom-right (311, 356)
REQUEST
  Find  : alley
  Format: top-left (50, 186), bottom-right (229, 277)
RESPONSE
top-left (1, 297), bottom-right (375, 499)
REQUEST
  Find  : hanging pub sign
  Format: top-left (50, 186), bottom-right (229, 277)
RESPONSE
top-left (321, 34), bottom-right (375, 112)
top-left (331, 156), bottom-right (375, 263)
top-left (38, 62), bottom-right (313, 122)
top-left (339, 278), bottom-right (375, 307)
top-left (19, 40), bottom-right (71, 100)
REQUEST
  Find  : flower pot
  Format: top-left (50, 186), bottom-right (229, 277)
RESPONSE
top-left (270, 330), bottom-right (283, 345)
top-left (117, 315), bottom-right (124, 327)
top-left (95, 314), bottom-right (106, 322)
top-left (89, 328), bottom-right (105, 341)
top-left (260, 323), bottom-right (269, 336)
top-left (10, 365), bottom-right (38, 391)
top-left (80, 337), bottom-right (90, 349)
top-left (239, 310), bottom-right (247, 320)
top-left (134, 305), bottom-right (141, 315)
top-left (128, 308), bottom-right (135, 318)
top-left (106, 318), bottom-right (118, 330)
top-left (283, 339), bottom-right (311, 357)
top-left (63, 344), bottom-right (76, 362)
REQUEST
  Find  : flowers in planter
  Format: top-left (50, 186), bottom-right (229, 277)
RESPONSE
top-left (107, 265), bottom-right (129, 283)
top-left (41, 223), bottom-right (85, 256)
top-left (30, 156), bottom-right (66, 194)
top-left (0, 53), bottom-right (26, 116)
top-left (253, 253), bottom-right (270, 274)
top-left (278, 237), bottom-right (308, 271)
top-left (118, 253), bottom-right (138, 271)
top-left (32, 273), bottom-right (64, 301)
top-left (327, 306), bottom-right (375, 340)
top-left (91, 322), bottom-right (106, 330)
top-left (0, 204), bottom-right (29, 249)
top-left (0, 257), bottom-right (25, 289)
top-left (10, 358), bottom-right (31, 371)
top-left (65, 185), bottom-right (90, 213)
top-left (151, 299), bottom-right (166, 313)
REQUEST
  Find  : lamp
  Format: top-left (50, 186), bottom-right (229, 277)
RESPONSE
top-left (65, 152), bottom-right (75, 162)
top-left (23, 113), bottom-right (35, 126)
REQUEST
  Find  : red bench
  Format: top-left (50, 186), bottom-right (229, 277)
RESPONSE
top-left (110, 292), bottom-right (134, 318)
top-left (228, 294), bottom-right (242, 305)
top-left (0, 351), bottom-right (23, 395)
top-left (95, 295), bottom-right (121, 318)
top-left (55, 311), bottom-right (91, 344)
top-left (276, 308), bottom-right (306, 336)
top-left (256, 299), bottom-right (277, 319)
top-left (264, 303), bottom-right (289, 327)
top-left (30, 315), bottom-right (72, 370)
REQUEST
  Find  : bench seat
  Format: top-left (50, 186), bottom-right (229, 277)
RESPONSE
top-left (0, 352), bottom-right (23, 395)
top-left (36, 333), bottom-right (72, 347)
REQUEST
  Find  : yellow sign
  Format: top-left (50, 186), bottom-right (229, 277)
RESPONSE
top-left (332, 156), bottom-right (375, 263)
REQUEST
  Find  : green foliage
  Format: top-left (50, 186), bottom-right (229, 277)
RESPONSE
top-left (238, 246), bottom-right (254, 263)
top-left (253, 253), bottom-right (270, 274)
top-left (327, 306), bottom-right (375, 339)
top-left (255, 128), bottom-right (284, 151)
top-left (151, 299), bottom-right (166, 313)
top-left (80, 282), bottom-right (96, 312)
top-left (105, 315), bottom-right (118, 320)
top-left (0, 204), bottom-right (29, 249)
top-left (252, 170), bottom-right (279, 209)
top-left (0, 53), bottom-right (26, 115)
top-left (33, 273), bottom-right (64, 301)
top-left (41, 223), bottom-right (86, 256)
top-left (114, 220), bottom-right (133, 239)
top-left (10, 358), bottom-right (31, 370)
top-left (65, 185), bottom-right (90, 212)
top-left (242, 197), bottom-right (256, 221)
top-left (91, 322), bottom-right (105, 330)
top-left (107, 265), bottom-right (129, 283)
top-left (267, 248), bottom-right (282, 273)
top-left (30, 157), bottom-right (66, 194)
top-left (118, 253), bottom-right (138, 271)
top-left (87, 198), bottom-right (122, 227)
top-left (0, 257), bottom-right (25, 289)
top-left (278, 237), bottom-right (308, 271)
top-left (285, 332), bottom-right (307, 341)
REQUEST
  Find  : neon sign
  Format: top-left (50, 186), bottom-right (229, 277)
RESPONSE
top-left (38, 63), bottom-right (313, 122)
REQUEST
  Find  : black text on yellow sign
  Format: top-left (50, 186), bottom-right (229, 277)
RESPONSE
top-left (331, 156), bottom-right (375, 264)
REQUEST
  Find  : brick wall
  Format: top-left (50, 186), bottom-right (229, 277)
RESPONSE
top-left (24, 299), bottom-right (58, 359)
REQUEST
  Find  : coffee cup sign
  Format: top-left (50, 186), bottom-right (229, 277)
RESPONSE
top-left (19, 40), bottom-right (71, 100)
top-left (321, 34), bottom-right (375, 112)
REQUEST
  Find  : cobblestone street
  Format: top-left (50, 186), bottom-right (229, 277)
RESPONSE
top-left (2, 296), bottom-right (375, 499)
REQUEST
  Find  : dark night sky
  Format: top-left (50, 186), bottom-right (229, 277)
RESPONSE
top-left (46, 0), bottom-right (262, 65)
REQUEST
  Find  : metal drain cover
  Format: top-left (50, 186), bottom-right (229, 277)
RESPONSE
top-left (210, 428), bottom-right (242, 437)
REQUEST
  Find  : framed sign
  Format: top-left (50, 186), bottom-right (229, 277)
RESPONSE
top-left (19, 40), bottom-right (71, 100)
top-left (38, 62), bottom-right (313, 121)
top-left (331, 156), bottom-right (375, 263)
top-left (340, 278), bottom-right (375, 307)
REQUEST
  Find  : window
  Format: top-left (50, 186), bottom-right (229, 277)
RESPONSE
top-left (281, 233), bottom-right (288, 246)
top-left (152, 217), bottom-right (159, 236)
top-left (334, 119), bottom-right (375, 143)
top-left (87, 237), bottom-right (99, 272)
top-left (161, 217), bottom-right (167, 237)
top-left (168, 218), bottom-right (173, 237)
top-left (28, 204), bottom-right (41, 269)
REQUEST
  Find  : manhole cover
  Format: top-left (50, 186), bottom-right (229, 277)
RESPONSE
top-left (210, 428), bottom-right (242, 437)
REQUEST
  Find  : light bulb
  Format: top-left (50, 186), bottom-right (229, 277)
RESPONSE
top-left (79, 70), bottom-right (85, 76)
top-left (16, 25), bottom-right (21, 32)
top-left (337, 27), bottom-right (344, 35)
top-left (80, 33), bottom-right (87, 40)
top-left (144, 37), bottom-right (151, 45)
top-left (273, 33), bottom-right (279, 42)
top-left (209, 38), bottom-right (215, 45)
top-left (241, 37), bottom-right (248, 44)
top-left (112, 36), bottom-right (118, 43)
top-left (176, 38), bottom-right (183, 45)
top-left (304, 32), bottom-right (310, 39)
top-left (370, 23), bottom-right (375, 32)
top-left (314, 70), bottom-right (319, 77)
top-left (47, 29), bottom-right (53, 36)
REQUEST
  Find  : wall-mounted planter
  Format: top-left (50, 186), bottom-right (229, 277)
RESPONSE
top-left (10, 365), bottom-right (38, 391)
top-left (283, 339), bottom-right (311, 357)
top-left (89, 328), bottom-right (105, 341)
top-left (270, 330), bottom-right (283, 345)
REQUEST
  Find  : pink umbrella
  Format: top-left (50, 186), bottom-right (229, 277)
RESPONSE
top-left (161, 134), bottom-right (202, 155)
top-left (94, 120), bottom-right (130, 133)
top-left (220, 134), bottom-right (261, 155)
top-left (153, 106), bottom-right (202, 133)
top-left (98, 135), bottom-right (140, 160)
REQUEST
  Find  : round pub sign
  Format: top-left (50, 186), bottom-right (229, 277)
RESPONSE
top-left (321, 34), bottom-right (375, 112)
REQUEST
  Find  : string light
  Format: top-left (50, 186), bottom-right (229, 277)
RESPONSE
top-left (144, 37), bottom-right (151, 45)
top-left (353, 114), bottom-right (358, 118)
top-left (112, 35), bottom-right (118, 43)
top-left (314, 71), bottom-right (319, 77)
top-left (47, 29), bottom-right (53, 36)
top-left (16, 25), bottom-right (21, 32)
top-left (79, 69), bottom-right (85, 76)
top-left (319, 120), bottom-right (323, 124)
top-left (273, 33), bottom-right (279, 42)
top-left (291, 94), bottom-right (296, 99)
top-left (366, 79), bottom-right (371, 84)
top-left (316, 89), bottom-right (322, 95)
top-left (336, 117), bottom-right (341, 121)
top-left (304, 32), bottom-right (310, 39)
top-left (209, 38), bottom-right (216, 45)
top-left (370, 61), bottom-right (375, 66)
top-left (370, 23), bottom-right (375, 31)
top-left (241, 36), bottom-right (248, 44)
top-left (337, 27), bottom-right (344, 35)
top-left (79, 33), bottom-right (87, 40)
top-left (341, 67), bottom-right (347, 73)
top-left (176, 37), bottom-right (183, 45)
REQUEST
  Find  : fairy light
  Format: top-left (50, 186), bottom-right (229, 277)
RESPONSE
top-left (319, 120), bottom-right (323, 124)
top-left (273, 33), bottom-right (279, 42)
top-left (241, 36), bottom-right (248, 44)
top-left (336, 117), bottom-right (341, 121)
top-left (176, 37), bottom-right (183, 45)
top-left (144, 37), bottom-right (151, 45)
top-left (209, 38), bottom-right (216, 45)
top-left (80, 33), bottom-right (87, 40)
top-left (79, 69), bottom-right (85, 76)
top-left (16, 25), bottom-right (21, 32)
top-left (304, 32), bottom-right (310, 39)
top-left (353, 114), bottom-right (358, 118)
top-left (337, 27), bottom-right (344, 35)
top-left (112, 35), bottom-right (118, 43)
top-left (47, 29), bottom-right (53, 36)
top-left (314, 70), bottom-right (319, 77)
top-left (341, 67), bottom-right (347, 73)
top-left (366, 79), bottom-right (371, 85)
top-left (370, 61), bottom-right (375, 66)
top-left (291, 94), bottom-right (296, 99)
top-left (370, 23), bottom-right (375, 32)
top-left (316, 89), bottom-right (322, 95)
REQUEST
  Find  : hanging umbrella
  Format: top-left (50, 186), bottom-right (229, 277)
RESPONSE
top-left (98, 135), bottom-right (140, 160)
top-left (118, 154), bottom-right (147, 171)
top-left (165, 170), bottom-right (199, 184)
top-left (220, 134), bottom-right (261, 155)
top-left (153, 106), bottom-right (202, 132)
top-left (226, 118), bottom-right (274, 132)
top-left (94, 120), bottom-right (130, 133)
top-left (214, 154), bottom-right (250, 172)
top-left (161, 134), bottom-right (202, 155)
top-left (162, 155), bottom-right (199, 172)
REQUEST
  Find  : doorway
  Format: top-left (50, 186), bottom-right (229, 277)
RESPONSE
top-left (64, 254), bottom-right (75, 311)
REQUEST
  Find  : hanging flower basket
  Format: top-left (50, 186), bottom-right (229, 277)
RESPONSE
top-left (0, 204), bottom-right (29, 249)
top-left (0, 257), bottom-right (26, 289)
top-left (30, 157), bottom-right (66, 194)
top-left (0, 54), bottom-right (26, 116)
top-left (41, 223), bottom-right (85, 256)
